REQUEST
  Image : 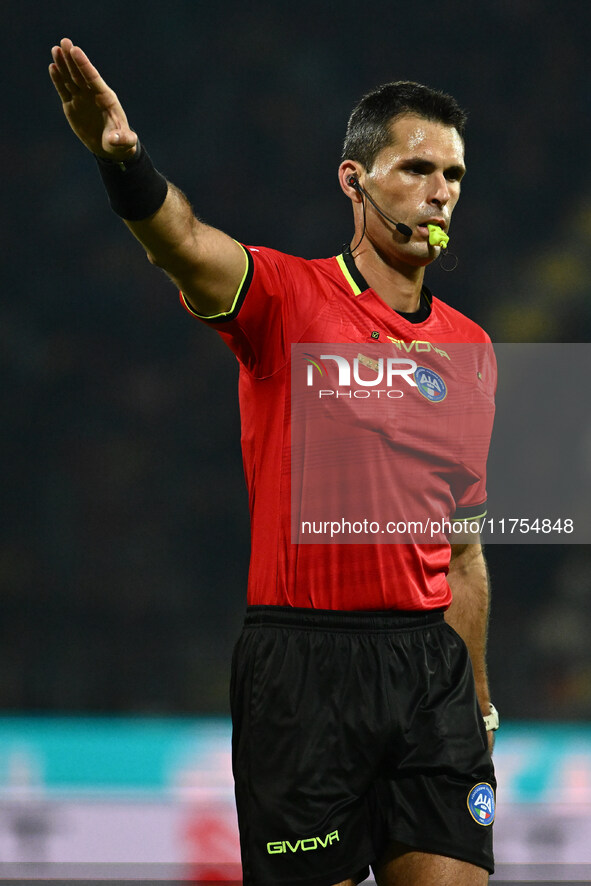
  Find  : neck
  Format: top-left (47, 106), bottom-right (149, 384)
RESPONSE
top-left (350, 241), bottom-right (425, 312)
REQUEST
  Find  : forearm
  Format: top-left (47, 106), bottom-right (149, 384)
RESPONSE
top-left (124, 181), bottom-right (202, 275)
top-left (96, 145), bottom-right (203, 276)
top-left (445, 543), bottom-right (491, 715)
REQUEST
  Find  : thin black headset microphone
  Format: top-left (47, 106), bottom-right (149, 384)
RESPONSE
top-left (348, 175), bottom-right (413, 238)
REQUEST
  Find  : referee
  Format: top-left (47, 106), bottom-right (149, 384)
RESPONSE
top-left (50, 37), bottom-right (498, 886)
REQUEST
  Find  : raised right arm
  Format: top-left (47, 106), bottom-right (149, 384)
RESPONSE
top-left (49, 38), bottom-right (245, 316)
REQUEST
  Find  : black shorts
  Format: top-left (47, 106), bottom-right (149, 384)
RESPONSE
top-left (231, 606), bottom-right (495, 886)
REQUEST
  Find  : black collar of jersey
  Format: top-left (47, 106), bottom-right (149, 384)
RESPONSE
top-left (341, 244), bottom-right (432, 324)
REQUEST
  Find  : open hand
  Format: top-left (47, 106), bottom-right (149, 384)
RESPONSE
top-left (49, 38), bottom-right (137, 160)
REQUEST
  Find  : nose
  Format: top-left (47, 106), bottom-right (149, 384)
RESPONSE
top-left (429, 172), bottom-right (451, 208)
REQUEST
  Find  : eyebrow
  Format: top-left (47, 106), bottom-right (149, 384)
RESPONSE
top-left (401, 156), bottom-right (467, 179)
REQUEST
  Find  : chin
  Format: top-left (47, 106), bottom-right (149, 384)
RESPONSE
top-left (396, 244), bottom-right (435, 268)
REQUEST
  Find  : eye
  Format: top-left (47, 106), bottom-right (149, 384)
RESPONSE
top-left (445, 167), bottom-right (465, 182)
top-left (404, 162), bottom-right (430, 176)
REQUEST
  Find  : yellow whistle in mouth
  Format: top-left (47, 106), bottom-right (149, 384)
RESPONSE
top-left (427, 224), bottom-right (450, 248)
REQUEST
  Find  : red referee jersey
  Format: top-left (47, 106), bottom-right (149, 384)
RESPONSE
top-left (181, 244), bottom-right (496, 611)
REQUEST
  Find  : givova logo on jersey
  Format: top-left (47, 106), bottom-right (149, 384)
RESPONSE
top-left (267, 829), bottom-right (339, 854)
top-left (467, 783), bottom-right (495, 826)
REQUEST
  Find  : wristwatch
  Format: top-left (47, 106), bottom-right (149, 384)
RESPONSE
top-left (483, 703), bottom-right (500, 732)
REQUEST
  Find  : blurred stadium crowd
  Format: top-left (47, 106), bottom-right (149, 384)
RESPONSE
top-left (2, 0), bottom-right (591, 717)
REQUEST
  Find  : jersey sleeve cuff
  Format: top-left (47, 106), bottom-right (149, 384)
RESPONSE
top-left (453, 501), bottom-right (487, 522)
top-left (179, 242), bottom-right (254, 323)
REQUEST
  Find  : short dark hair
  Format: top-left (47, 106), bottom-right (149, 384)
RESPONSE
top-left (342, 81), bottom-right (467, 170)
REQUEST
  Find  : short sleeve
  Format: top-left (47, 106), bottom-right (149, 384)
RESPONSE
top-left (180, 244), bottom-right (327, 377)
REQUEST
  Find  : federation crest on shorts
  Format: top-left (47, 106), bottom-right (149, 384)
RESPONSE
top-left (414, 366), bottom-right (447, 402)
top-left (467, 782), bottom-right (495, 826)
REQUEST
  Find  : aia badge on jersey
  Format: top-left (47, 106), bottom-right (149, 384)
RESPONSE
top-left (414, 366), bottom-right (447, 402)
top-left (467, 783), bottom-right (495, 826)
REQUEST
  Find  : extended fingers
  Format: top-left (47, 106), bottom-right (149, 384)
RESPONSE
top-left (68, 43), bottom-right (110, 95)
top-left (51, 38), bottom-right (107, 92)
top-left (48, 61), bottom-right (73, 103)
top-left (50, 37), bottom-right (114, 107)
top-left (51, 43), bottom-right (81, 97)
top-left (57, 38), bottom-right (87, 89)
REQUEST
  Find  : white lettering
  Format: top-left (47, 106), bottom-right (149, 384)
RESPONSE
top-left (318, 355), bottom-right (417, 387)
top-left (353, 357), bottom-right (384, 386)
top-left (475, 794), bottom-right (493, 811)
top-left (386, 358), bottom-right (417, 387)
top-left (316, 389), bottom-right (405, 399)
top-left (320, 354), bottom-right (351, 386)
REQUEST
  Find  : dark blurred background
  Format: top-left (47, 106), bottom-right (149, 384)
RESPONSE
top-left (2, 0), bottom-right (591, 717)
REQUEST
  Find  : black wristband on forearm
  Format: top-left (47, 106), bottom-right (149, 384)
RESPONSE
top-left (95, 142), bottom-right (168, 221)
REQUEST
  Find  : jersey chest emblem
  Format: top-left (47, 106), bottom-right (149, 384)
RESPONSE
top-left (414, 366), bottom-right (447, 402)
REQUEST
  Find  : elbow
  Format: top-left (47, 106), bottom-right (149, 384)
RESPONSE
top-left (146, 250), bottom-right (163, 268)
top-left (145, 232), bottom-right (199, 273)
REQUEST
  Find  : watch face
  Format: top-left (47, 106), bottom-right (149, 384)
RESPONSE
top-left (484, 705), bottom-right (499, 731)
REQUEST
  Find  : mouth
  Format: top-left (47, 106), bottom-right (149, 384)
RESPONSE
top-left (417, 219), bottom-right (446, 233)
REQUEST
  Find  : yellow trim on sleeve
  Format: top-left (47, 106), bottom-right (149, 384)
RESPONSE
top-left (336, 253), bottom-right (361, 296)
top-left (180, 241), bottom-right (250, 320)
top-left (456, 511), bottom-right (487, 522)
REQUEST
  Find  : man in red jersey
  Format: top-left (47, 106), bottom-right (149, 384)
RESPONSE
top-left (50, 37), bottom-right (498, 886)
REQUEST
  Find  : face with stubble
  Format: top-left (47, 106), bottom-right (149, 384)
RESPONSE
top-left (352, 113), bottom-right (466, 267)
